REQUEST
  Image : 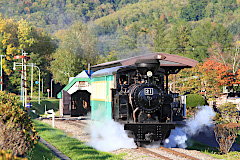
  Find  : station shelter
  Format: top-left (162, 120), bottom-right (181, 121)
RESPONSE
top-left (57, 70), bottom-right (93, 117)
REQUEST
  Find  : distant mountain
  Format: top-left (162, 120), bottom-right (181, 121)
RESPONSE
top-left (0, 0), bottom-right (239, 62)
top-left (0, 0), bottom-right (141, 33)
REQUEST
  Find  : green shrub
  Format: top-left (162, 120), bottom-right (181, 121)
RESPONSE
top-left (0, 91), bottom-right (38, 157)
top-left (0, 150), bottom-right (27, 160)
top-left (214, 123), bottom-right (240, 154)
top-left (186, 94), bottom-right (206, 110)
top-left (216, 102), bottom-right (238, 124)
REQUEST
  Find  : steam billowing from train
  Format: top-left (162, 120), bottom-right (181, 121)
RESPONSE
top-left (87, 105), bottom-right (215, 151)
top-left (164, 106), bottom-right (216, 148)
top-left (86, 110), bottom-right (136, 152)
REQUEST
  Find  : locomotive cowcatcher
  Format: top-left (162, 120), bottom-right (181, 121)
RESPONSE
top-left (90, 52), bottom-right (198, 146)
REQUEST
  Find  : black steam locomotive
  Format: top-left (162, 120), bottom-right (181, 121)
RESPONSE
top-left (91, 53), bottom-right (197, 146)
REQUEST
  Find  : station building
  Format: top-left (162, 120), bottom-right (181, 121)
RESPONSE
top-left (57, 70), bottom-right (93, 117)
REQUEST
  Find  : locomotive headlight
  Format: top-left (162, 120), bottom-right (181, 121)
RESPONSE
top-left (147, 71), bottom-right (152, 77)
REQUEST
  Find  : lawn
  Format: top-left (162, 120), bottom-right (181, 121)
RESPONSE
top-left (30, 98), bottom-right (59, 115)
top-left (16, 96), bottom-right (59, 115)
top-left (33, 120), bottom-right (123, 160)
top-left (27, 141), bottom-right (60, 160)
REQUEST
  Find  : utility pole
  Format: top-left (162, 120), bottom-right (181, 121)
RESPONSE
top-left (0, 55), bottom-right (6, 91)
top-left (21, 49), bottom-right (24, 105)
top-left (31, 63), bottom-right (33, 98)
top-left (42, 78), bottom-right (43, 96)
top-left (14, 62), bottom-right (41, 105)
top-left (23, 52), bottom-right (28, 108)
top-left (34, 65), bottom-right (41, 104)
top-left (51, 79), bottom-right (53, 98)
top-left (14, 51), bottom-right (29, 109)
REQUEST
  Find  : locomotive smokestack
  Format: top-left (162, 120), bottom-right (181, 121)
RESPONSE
top-left (135, 59), bottom-right (160, 76)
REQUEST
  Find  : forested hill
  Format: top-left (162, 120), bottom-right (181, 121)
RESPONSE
top-left (1, 0), bottom-right (239, 36)
top-left (0, 0), bottom-right (140, 33)
top-left (90, 0), bottom-right (239, 61)
top-left (0, 0), bottom-right (240, 88)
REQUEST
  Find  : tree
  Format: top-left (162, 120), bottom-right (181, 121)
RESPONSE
top-left (214, 102), bottom-right (240, 154)
top-left (175, 58), bottom-right (229, 99)
top-left (165, 20), bottom-right (193, 58)
top-left (0, 16), bottom-right (56, 93)
top-left (199, 58), bottom-right (230, 98)
top-left (152, 19), bottom-right (168, 52)
top-left (190, 21), bottom-right (233, 61)
top-left (175, 64), bottom-right (203, 95)
top-left (208, 36), bottom-right (240, 78)
top-left (51, 22), bottom-right (102, 85)
top-left (180, 0), bottom-right (208, 21)
top-left (214, 123), bottom-right (240, 154)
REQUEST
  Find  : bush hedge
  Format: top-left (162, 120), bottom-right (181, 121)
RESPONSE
top-left (0, 150), bottom-right (27, 160)
top-left (186, 94), bottom-right (206, 110)
top-left (0, 91), bottom-right (38, 158)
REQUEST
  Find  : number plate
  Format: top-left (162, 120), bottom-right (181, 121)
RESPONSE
top-left (144, 88), bottom-right (153, 95)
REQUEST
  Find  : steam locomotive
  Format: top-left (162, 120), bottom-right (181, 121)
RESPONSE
top-left (90, 52), bottom-right (198, 146)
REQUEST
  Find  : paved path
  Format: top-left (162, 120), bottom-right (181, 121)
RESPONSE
top-left (39, 137), bottom-right (71, 160)
top-left (190, 126), bottom-right (240, 151)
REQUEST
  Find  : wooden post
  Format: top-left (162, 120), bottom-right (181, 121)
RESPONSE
top-left (173, 74), bottom-right (176, 93)
top-left (166, 72), bottom-right (169, 94)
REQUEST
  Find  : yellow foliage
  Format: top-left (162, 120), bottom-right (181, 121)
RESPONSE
top-left (237, 0), bottom-right (240, 5)
top-left (24, 7), bottom-right (30, 13)
top-left (0, 149), bottom-right (28, 159)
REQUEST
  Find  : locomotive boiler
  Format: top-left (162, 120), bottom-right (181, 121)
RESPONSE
top-left (90, 52), bottom-right (198, 146)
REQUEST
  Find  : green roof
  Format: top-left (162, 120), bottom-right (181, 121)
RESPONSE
top-left (57, 78), bottom-right (91, 99)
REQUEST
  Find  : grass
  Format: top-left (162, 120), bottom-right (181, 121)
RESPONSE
top-left (16, 97), bottom-right (59, 116)
top-left (24, 98), bottom-right (240, 159)
top-left (30, 98), bottom-right (59, 115)
top-left (187, 139), bottom-right (240, 160)
top-left (27, 142), bottom-right (60, 160)
top-left (33, 120), bottom-right (123, 160)
top-left (15, 98), bottom-right (60, 159)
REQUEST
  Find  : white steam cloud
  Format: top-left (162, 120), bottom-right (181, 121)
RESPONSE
top-left (86, 109), bottom-right (137, 152)
top-left (163, 105), bottom-right (216, 148)
top-left (87, 105), bottom-right (215, 151)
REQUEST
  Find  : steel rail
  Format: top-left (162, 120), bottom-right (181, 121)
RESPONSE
top-left (137, 147), bottom-right (171, 160)
top-left (159, 146), bottom-right (199, 160)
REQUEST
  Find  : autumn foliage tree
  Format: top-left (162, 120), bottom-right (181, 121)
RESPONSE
top-left (175, 57), bottom-right (235, 98)
top-left (214, 103), bottom-right (240, 154)
top-left (199, 58), bottom-right (232, 98)
top-left (0, 15), bottom-right (56, 93)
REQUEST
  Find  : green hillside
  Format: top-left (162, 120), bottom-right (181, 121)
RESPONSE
top-left (0, 0), bottom-right (141, 33)
top-left (0, 0), bottom-right (239, 88)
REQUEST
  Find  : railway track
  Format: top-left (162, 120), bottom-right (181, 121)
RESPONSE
top-left (137, 147), bottom-right (171, 160)
top-left (137, 147), bottom-right (199, 160)
top-left (42, 118), bottom-right (212, 159)
top-left (57, 119), bottom-right (88, 128)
